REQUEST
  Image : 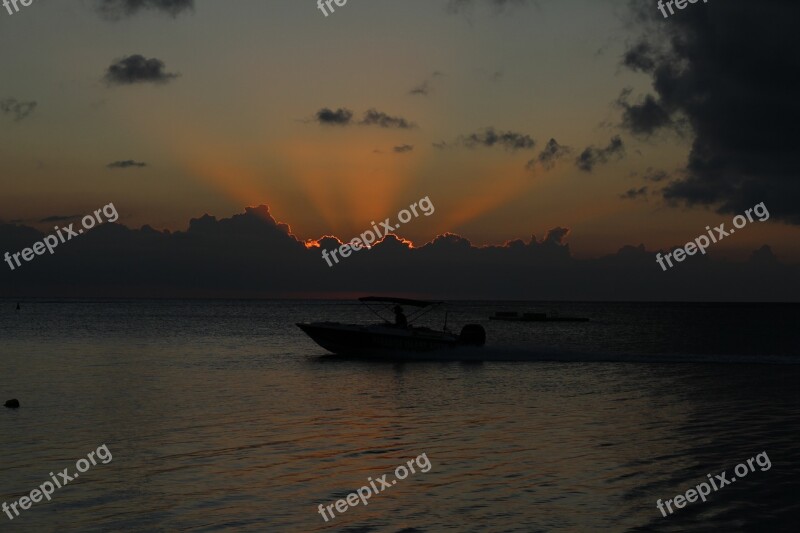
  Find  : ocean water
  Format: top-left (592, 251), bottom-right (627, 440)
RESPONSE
top-left (1, 300), bottom-right (799, 532)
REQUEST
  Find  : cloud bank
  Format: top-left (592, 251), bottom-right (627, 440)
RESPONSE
top-left (1, 205), bottom-right (796, 301)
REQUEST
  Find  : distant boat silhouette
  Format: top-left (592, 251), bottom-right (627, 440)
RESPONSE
top-left (297, 296), bottom-right (486, 356)
top-left (490, 311), bottom-right (589, 322)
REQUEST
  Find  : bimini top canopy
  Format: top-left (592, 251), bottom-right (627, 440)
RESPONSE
top-left (359, 296), bottom-right (442, 308)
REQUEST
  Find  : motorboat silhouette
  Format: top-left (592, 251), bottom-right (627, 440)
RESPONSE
top-left (297, 297), bottom-right (486, 355)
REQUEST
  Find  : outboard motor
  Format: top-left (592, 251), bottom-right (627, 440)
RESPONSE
top-left (459, 324), bottom-right (486, 346)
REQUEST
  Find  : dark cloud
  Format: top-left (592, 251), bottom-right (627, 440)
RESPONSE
top-left (616, 88), bottom-right (674, 137)
top-left (393, 145), bottom-right (414, 154)
top-left (1, 98), bottom-right (38, 121)
top-left (360, 109), bottom-right (416, 129)
top-left (621, 41), bottom-right (659, 73)
top-left (457, 127), bottom-right (535, 151)
top-left (96, 0), bottom-right (194, 18)
top-left (409, 71), bottom-right (444, 96)
top-left (2, 206), bottom-right (797, 301)
top-left (314, 108), bottom-right (415, 129)
top-left (409, 81), bottom-right (431, 96)
top-left (619, 186), bottom-right (648, 200)
top-left (432, 141), bottom-right (448, 150)
top-left (107, 160), bottom-right (147, 169)
top-left (527, 138), bottom-right (571, 171)
top-left (621, 0), bottom-right (800, 223)
top-left (314, 107), bottom-right (354, 126)
top-left (575, 136), bottom-right (625, 172)
top-left (104, 55), bottom-right (179, 85)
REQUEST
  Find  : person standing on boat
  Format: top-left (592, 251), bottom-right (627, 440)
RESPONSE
top-left (394, 305), bottom-right (408, 328)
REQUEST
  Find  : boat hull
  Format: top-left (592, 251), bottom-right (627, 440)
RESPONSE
top-left (296, 322), bottom-right (462, 355)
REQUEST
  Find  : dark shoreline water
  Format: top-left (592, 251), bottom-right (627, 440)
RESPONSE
top-left (2, 300), bottom-right (799, 531)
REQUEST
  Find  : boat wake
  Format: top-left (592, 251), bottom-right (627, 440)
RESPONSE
top-left (320, 345), bottom-right (800, 364)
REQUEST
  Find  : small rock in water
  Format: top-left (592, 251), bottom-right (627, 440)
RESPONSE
top-left (4, 399), bottom-right (20, 408)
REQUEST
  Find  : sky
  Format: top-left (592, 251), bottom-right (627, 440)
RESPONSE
top-left (1, 0), bottom-right (798, 299)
